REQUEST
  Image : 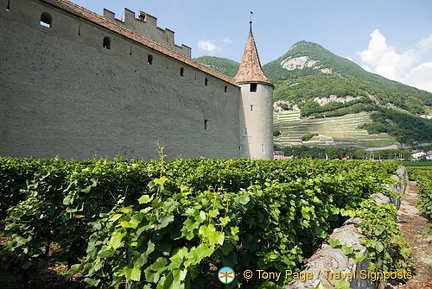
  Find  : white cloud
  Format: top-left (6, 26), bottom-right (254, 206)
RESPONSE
top-left (357, 29), bottom-right (432, 93)
top-left (222, 37), bottom-right (232, 46)
top-left (417, 33), bottom-right (432, 52)
top-left (198, 40), bottom-right (221, 53)
top-left (358, 29), bottom-right (416, 81)
top-left (404, 61), bottom-right (432, 92)
top-left (197, 37), bottom-right (232, 54)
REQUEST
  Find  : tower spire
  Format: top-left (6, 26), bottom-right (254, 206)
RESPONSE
top-left (234, 17), bottom-right (273, 87)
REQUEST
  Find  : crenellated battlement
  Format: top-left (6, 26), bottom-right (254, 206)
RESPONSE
top-left (102, 8), bottom-right (191, 58)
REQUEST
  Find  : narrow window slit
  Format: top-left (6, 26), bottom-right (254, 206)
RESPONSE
top-left (40, 12), bottom-right (52, 28)
top-left (103, 37), bottom-right (111, 49)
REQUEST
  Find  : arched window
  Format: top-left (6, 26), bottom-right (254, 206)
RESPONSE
top-left (40, 12), bottom-right (52, 28)
top-left (205, 78), bottom-right (208, 86)
top-left (103, 37), bottom-right (111, 49)
top-left (224, 86), bottom-right (228, 93)
top-left (180, 67), bottom-right (184, 77)
top-left (148, 54), bottom-right (153, 65)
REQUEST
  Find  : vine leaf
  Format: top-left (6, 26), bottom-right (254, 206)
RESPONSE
top-left (138, 195), bottom-right (153, 204)
top-left (198, 224), bottom-right (224, 245)
top-left (109, 231), bottom-right (125, 250)
top-left (125, 264), bottom-right (141, 281)
top-left (329, 238), bottom-right (340, 248)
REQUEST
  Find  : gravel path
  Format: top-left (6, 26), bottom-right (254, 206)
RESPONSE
top-left (386, 181), bottom-right (432, 289)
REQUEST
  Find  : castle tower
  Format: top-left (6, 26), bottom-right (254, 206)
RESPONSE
top-left (235, 21), bottom-right (274, 160)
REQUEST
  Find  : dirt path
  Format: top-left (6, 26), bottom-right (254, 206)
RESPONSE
top-left (387, 181), bottom-right (432, 288)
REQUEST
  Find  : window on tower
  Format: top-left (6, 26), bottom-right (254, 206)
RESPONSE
top-left (250, 83), bottom-right (257, 92)
top-left (40, 12), bottom-right (52, 28)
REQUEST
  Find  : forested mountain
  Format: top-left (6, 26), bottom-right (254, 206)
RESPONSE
top-left (195, 41), bottom-right (432, 146)
top-left (194, 56), bottom-right (239, 78)
top-left (263, 41), bottom-right (432, 115)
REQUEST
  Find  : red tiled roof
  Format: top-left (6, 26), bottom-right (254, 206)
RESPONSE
top-left (234, 23), bottom-right (273, 87)
top-left (274, 156), bottom-right (295, 160)
top-left (39, 0), bottom-right (238, 86)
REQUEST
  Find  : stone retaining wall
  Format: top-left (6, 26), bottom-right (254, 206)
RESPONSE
top-left (283, 166), bottom-right (408, 289)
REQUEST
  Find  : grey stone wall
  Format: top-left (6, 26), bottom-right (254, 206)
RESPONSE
top-left (283, 167), bottom-right (408, 289)
top-left (0, 0), bottom-right (240, 160)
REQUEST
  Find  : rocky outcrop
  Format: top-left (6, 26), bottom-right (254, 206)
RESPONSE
top-left (314, 95), bottom-right (364, 106)
top-left (280, 56), bottom-right (332, 74)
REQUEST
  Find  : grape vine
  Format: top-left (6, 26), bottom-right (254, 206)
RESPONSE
top-left (0, 157), bottom-right (407, 288)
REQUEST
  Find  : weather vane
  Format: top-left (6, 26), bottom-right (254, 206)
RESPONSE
top-left (249, 11), bottom-right (254, 35)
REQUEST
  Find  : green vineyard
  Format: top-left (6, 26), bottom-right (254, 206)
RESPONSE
top-left (407, 165), bottom-right (432, 230)
top-left (0, 157), bottom-right (411, 288)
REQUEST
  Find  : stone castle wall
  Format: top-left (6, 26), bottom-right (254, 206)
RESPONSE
top-left (0, 0), bottom-right (242, 160)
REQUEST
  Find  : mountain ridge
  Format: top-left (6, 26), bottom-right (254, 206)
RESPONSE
top-left (263, 41), bottom-right (432, 111)
top-left (193, 56), bottom-right (239, 78)
top-left (195, 41), bottom-right (432, 147)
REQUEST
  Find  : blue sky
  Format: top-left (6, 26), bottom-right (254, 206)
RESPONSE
top-left (72, 0), bottom-right (432, 92)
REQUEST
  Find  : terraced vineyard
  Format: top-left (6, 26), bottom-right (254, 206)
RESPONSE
top-left (274, 111), bottom-right (397, 148)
